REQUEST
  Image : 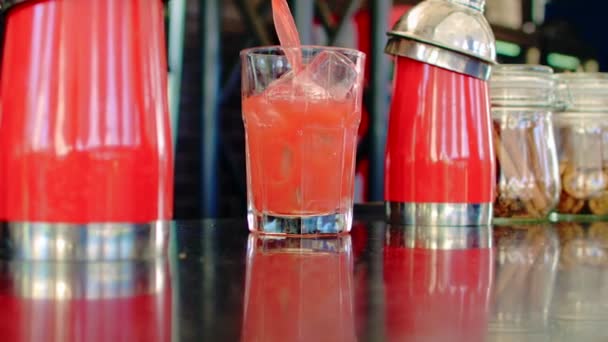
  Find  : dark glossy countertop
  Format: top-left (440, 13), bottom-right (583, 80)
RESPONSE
top-left (0, 206), bottom-right (606, 341)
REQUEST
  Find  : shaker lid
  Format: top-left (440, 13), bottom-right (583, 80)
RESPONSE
top-left (385, 0), bottom-right (496, 80)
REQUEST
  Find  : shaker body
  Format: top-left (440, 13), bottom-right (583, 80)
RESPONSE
top-left (385, 58), bottom-right (495, 224)
top-left (0, 0), bottom-right (173, 223)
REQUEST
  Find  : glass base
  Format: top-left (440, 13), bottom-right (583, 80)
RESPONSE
top-left (248, 210), bottom-right (352, 236)
top-left (0, 221), bottom-right (170, 261)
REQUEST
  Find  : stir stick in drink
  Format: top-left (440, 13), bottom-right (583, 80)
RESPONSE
top-left (271, 0), bottom-right (302, 71)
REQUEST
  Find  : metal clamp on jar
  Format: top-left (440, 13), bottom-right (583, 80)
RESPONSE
top-left (384, 0), bottom-right (497, 226)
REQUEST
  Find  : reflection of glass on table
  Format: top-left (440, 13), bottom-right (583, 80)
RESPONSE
top-left (242, 234), bottom-right (356, 342)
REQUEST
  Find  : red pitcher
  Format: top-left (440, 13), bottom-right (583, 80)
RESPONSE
top-left (0, 0), bottom-right (173, 259)
top-left (384, 0), bottom-right (496, 226)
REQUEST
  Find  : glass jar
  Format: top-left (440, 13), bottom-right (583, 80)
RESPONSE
top-left (490, 65), bottom-right (561, 221)
top-left (554, 73), bottom-right (608, 219)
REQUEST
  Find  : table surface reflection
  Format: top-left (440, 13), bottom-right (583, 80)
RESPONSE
top-left (0, 207), bottom-right (607, 342)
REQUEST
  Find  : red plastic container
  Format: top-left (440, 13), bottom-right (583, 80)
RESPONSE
top-left (385, 58), bottom-right (494, 204)
top-left (0, 0), bottom-right (173, 223)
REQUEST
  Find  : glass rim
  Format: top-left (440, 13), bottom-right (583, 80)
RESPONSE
top-left (553, 112), bottom-right (608, 125)
top-left (491, 106), bottom-right (557, 113)
top-left (491, 64), bottom-right (554, 76)
top-left (555, 111), bottom-right (608, 117)
top-left (240, 45), bottom-right (366, 59)
top-left (556, 72), bottom-right (608, 80)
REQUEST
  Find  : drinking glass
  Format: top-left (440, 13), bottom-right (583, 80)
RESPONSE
top-left (241, 46), bottom-right (365, 235)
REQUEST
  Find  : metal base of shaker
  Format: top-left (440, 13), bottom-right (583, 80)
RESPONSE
top-left (0, 221), bottom-right (170, 261)
top-left (386, 202), bottom-right (493, 226)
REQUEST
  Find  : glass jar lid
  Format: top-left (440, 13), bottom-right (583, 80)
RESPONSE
top-left (490, 64), bottom-right (555, 108)
top-left (557, 73), bottom-right (608, 112)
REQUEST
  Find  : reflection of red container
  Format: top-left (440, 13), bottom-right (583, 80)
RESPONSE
top-left (0, 261), bottom-right (171, 342)
top-left (242, 235), bottom-right (356, 342)
top-left (0, 0), bottom-right (173, 223)
top-left (384, 226), bottom-right (493, 342)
